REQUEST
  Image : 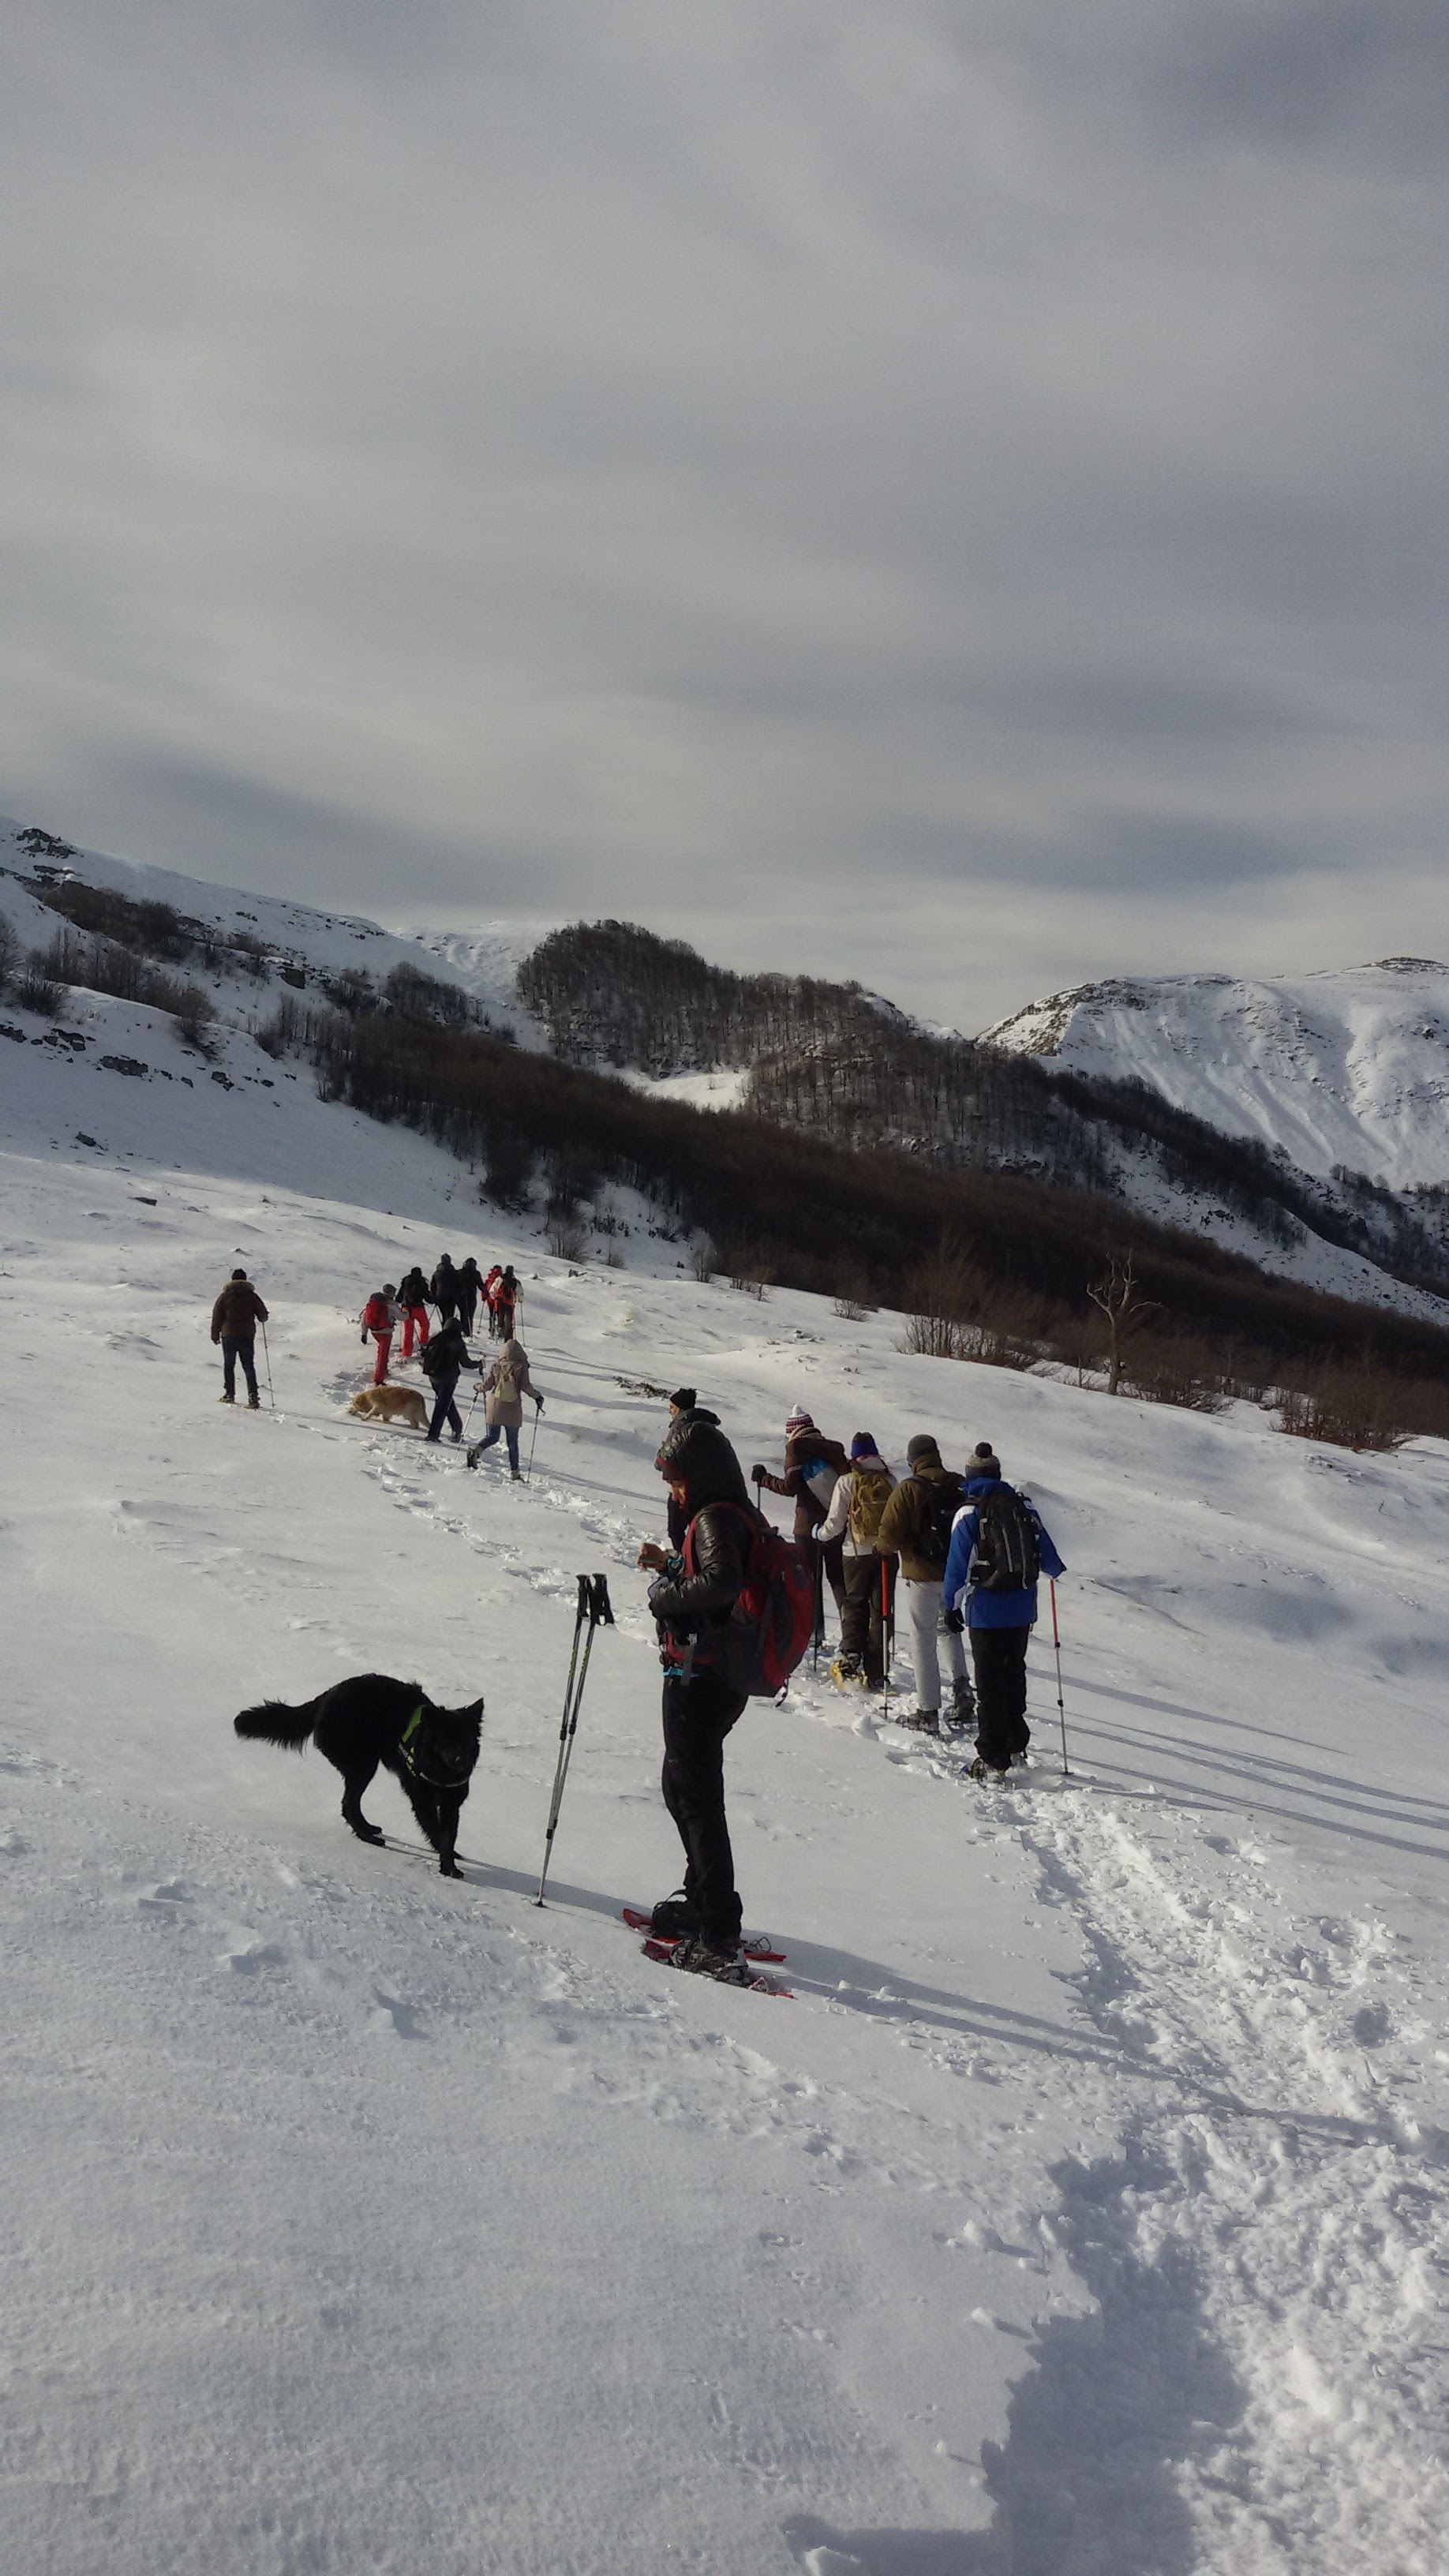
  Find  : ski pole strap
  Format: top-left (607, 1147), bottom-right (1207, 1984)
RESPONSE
top-left (578, 1573), bottom-right (614, 1629)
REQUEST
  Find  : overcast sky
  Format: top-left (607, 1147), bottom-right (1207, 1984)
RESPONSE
top-left (4, 2), bottom-right (1447, 1028)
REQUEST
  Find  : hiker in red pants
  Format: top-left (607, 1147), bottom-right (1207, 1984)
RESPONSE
top-left (361, 1286), bottom-right (399, 1384)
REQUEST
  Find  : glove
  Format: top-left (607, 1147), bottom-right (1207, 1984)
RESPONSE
top-left (534, 1395), bottom-right (544, 1411)
top-left (360, 1330), bottom-right (367, 1345)
top-left (751, 1465), bottom-right (766, 1485)
top-left (943, 1604), bottom-right (965, 1634)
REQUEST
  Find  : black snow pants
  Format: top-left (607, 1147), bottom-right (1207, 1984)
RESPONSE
top-left (221, 1335), bottom-right (259, 1402)
top-left (425, 1370), bottom-right (462, 1441)
top-left (840, 1552), bottom-right (893, 1685)
top-left (660, 1666), bottom-right (747, 1951)
top-left (970, 1624), bottom-right (1031, 1770)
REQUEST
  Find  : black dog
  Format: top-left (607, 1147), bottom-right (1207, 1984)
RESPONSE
top-left (234, 1675), bottom-right (483, 1877)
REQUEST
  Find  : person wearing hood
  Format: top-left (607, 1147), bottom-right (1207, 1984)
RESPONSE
top-left (635, 1413), bottom-right (758, 1981)
top-left (466, 1335), bottom-right (542, 1477)
top-left (493, 1265), bottom-right (520, 1340)
top-left (752, 1409), bottom-right (849, 1623)
top-left (663, 1388), bottom-right (721, 1549)
top-left (942, 1444), bottom-right (1065, 1780)
top-left (817, 1434), bottom-right (896, 1690)
top-left (877, 1435), bottom-right (975, 1734)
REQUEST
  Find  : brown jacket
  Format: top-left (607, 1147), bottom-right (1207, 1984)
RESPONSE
top-left (876, 1455), bottom-right (964, 1581)
top-left (480, 1337), bottom-right (539, 1428)
top-left (754, 1432), bottom-right (848, 1544)
top-left (211, 1279), bottom-right (268, 1342)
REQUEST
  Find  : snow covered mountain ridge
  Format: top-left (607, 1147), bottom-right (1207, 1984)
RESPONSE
top-left (983, 960), bottom-right (1449, 1197)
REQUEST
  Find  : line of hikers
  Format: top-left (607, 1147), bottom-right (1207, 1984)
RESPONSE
top-left (638, 1391), bottom-right (1065, 1982)
top-left (360, 1258), bottom-right (522, 1376)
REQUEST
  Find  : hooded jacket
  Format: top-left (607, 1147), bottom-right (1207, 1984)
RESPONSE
top-left (754, 1429), bottom-right (849, 1544)
top-left (421, 1317), bottom-right (471, 1386)
top-left (480, 1337), bottom-right (539, 1427)
top-left (211, 1278), bottom-right (268, 1341)
top-left (648, 1413), bottom-right (756, 1659)
top-left (876, 1446), bottom-right (965, 1581)
top-left (942, 1477), bottom-right (1065, 1628)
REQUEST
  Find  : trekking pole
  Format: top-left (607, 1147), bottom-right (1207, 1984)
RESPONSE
top-left (526, 1404), bottom-right (541, 1484)
top-left (260, 1320), bottom-right (275, 1410)
top-left (535, 1574), bottom-right (614, 1904)
top-left (880, 1556), bottom-right (892, 1715)
top-left (811, 1544), bottom-right (826, 1673)
top-left (1050, 1578), bottom-right (1070, 1777)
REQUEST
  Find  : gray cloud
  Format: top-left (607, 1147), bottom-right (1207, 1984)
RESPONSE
top-left (2, 1), bottom-right (1447, 1034)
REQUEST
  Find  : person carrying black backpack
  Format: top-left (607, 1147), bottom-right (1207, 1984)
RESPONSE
top-left (419, 1316), bottom-right (471, 1444)
top-left (942, 1444), bottom-right (1065, 1779)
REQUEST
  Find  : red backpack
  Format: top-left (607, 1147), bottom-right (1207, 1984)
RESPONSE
top-left (362, 1293), bottom-right (391, 1332)
top-left (680, 1503), bottom-right (815, 1698)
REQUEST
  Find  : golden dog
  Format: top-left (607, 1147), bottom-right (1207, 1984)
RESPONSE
top-left (349, 1383), bottom-right (429, 1429)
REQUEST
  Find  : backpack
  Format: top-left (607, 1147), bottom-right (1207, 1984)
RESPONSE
top-left (915, 1476), bottom-right (964, 1570)
top-left (681, 1504), bottom-right (815, 1698)
top-left (362, 1293), bottom-right (391, 1332)
top-left (492, 1357), bottom-right (519, 1405)
top-left (847, 1466), bottom-right (894, 1547)
top-left (970, 1488), bottom-right (1040, 1592)
top-left (420, 1334), bottom-right (458, 1383)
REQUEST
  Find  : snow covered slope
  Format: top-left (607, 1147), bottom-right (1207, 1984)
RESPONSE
top-left (0, 815), bottom-right (552, 1043)
top-left (2, 1020), bottom-right (1448, 2574)
top-left (984, 960), bottom-right (1449, 1191)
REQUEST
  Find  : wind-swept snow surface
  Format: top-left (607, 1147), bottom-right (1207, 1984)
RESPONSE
top-left (2, 1024), bottom-right (1448, 2574)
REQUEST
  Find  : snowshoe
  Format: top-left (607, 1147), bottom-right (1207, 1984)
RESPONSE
top-left (895, 1708), bottom-right (941, 1735)
top-left (647, 1892), bottom-right (696, 1940)
top-left (829, 1655), bottom-right (867, 1692)
top-left (665, 1936), bottom-right (752, 1985)
top-left (968, 1755), bottom-right (1009, 1784)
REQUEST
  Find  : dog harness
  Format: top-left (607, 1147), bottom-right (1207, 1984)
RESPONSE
top-left (396, 1702), bottom-right (466, 1792)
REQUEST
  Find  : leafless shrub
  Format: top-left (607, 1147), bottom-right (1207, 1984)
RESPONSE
top-left (0, 915), bottom-right (18, 994)
top-left (20, 949), bottom-right (62, 1014)
top-left (688, 1238), bottom-right (717, 1283)
top-left (1120, 1332), bottom-right (1230, 1413)
top-left (833, 1294), bottom-right (870, 1321)
top-left (546, 1208), bottom-right (589, 1260)
top-left (903, 1311), bottom-right (962, 1358)
top-left (1276, 1365), bottom-right (1412, 1452)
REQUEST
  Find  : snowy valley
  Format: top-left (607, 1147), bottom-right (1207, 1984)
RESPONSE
top-left (2, 829), bottom-right (1449, 2574)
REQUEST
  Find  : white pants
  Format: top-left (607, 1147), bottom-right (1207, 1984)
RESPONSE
top-left (901, 1577), bottom-right (966, 1713)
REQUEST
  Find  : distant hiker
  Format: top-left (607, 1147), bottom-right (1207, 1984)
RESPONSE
top-left (361, 1286), bottom-right (399, 1385)
top-left (877, 1435), bottom-right (974, 1735)
top-left (942, 1445), bottom-right (1065, 1780)
top-left (467, 1335), bottom-right (541, 1477)
top-left (493, 1264), bottom-right (519, 1340)
top-left (430, 1253), bottom-right (460, 1328)
top-left (397, 1265), bottom-right (432, 1360)
top-left (481, 1265), bottom-right (504, 1338)
top-left (635, 1413), bottom-right (757, 1980)
top-left (665, 1388), bottom-right (721, 1547)
top-left (818, 1433), bottom-right (896, 1690)
top-left (752, 1410), bottom-right (849, 1623)
top-left (419, 1315), bottom-right (472, 1445)
top-left (456, 1255), bottom-right (483, 1337)
top-left (211, 1267), bottom-right (268, 1408)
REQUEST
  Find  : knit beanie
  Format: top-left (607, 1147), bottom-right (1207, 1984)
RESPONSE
top-left (785, 1407), bottom-right (814, 1434)
top-left (905, 1433), bottom-right (939, 1466)
top-left (230, 1267), bottom-right (247, 1282)
top-left (970, 1440), bottom-right (1003, 1479)
top-left (849, 1432), bottom-right (878, 1461)
top-left (668, 1387), bottom-right (697, 1413)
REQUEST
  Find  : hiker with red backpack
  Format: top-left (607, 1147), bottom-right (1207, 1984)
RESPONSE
top-left (360, 1285), bottom-right (400, 1385)
top-left (637, 1412), bottom-right (812, 1983)
top-left (816, 1433), bottom-right (897, 1691)
top-left (942, 1443), bottom-right (1065, 1780)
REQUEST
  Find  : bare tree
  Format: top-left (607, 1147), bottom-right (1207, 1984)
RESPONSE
top-left (1087, 1253), bottom-right (1158, 1395)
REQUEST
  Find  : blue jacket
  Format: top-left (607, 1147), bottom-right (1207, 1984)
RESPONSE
top-left (942, 1477), bottom-right (1065, 1629)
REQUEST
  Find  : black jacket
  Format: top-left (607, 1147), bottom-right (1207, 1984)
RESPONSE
top-left (421, 1319), bottom-right (470, 1383)
top-left (399, 1267), bottom-right (430, 1309)
top-left (649, 1415), bottom-right (755, 1646)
